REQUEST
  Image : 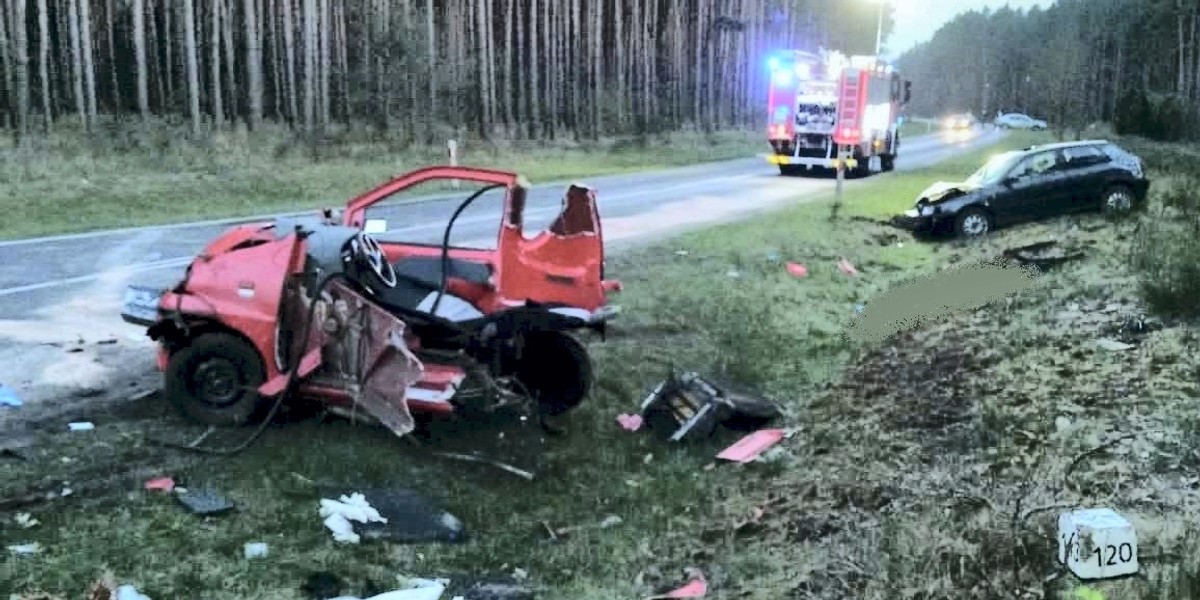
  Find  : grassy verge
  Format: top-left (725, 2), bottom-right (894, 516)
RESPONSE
top-left (0, 122), bottom-right (764, 240)
top-left (7, 130), bottom-right (1199, 599)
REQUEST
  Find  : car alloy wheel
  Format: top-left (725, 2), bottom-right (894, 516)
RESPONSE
top-left (959, 212), bottom-right (990, 236)
top-left (1104, 188), bottom-right (1134, 213)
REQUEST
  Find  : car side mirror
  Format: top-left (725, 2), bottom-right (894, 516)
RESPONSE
top-left (363, 218), bottom-right (388, 234)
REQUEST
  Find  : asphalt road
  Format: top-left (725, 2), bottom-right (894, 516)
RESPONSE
top-left (0, 127), bottom-right (1004, 327)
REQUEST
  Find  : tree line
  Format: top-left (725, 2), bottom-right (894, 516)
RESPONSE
top-left (0, 0), bottom-right (889, 145)
top-left (896, 0), bottom-right (1200, 141)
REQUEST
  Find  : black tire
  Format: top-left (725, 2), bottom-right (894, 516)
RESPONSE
top-left (779, 164), bottom-right (803, 177)
top-left (881, 154), bottom-right (896, 172)
top-left (514, 332), bottom-right (594, 417)
top-left (954, 207), bottom-right (993, 238)
top-left (1100, 184), bottom-right (1136, 215)
top-left (164, 332), bottom-right (269, 426)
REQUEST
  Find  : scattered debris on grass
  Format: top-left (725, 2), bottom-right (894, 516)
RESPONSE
top-left (542, 514), bottom-right (624, 540)
top-left (1096, 338), bottom-right (1135, 352)
top-left (837, 258), bottom-right (859, 276)
top-left (327, 577), bottom-right (448, 600)
top-left (7, 542), bottom-right (42, 555)
top-left (616, 413), bottom-right (644, 431)
top-left (303, 571), bottom-right (347, 599)
top-left (320, 492), bottom-right (389, 544)
top-left (243, 542), bottom-right (269, 559)
top-left (716, 429), bottom-right (787, 463)
top-left (67, 421), bottom-right (95, 432)
top-left (785, 262), bottom-right (808, 278)
top-left (640, 369), bottom-right (782, 442)
top-left (431, 451), bottom-right (535, 481)
top-left (143, 477), bottom-right (175, 493)
top-left (14, 512), bottom-right (39, 528)
top-left (175, 488), bottom-right (235, 516)
top-left (319, 488), bottom-right (466, 544)
top-left (113, 584), bottom-right (153, 600)
top-left (644, 567), bottom-right (708, 599)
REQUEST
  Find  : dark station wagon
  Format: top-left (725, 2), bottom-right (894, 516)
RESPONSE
top-left (893, 140), bottom-right (1151, 238)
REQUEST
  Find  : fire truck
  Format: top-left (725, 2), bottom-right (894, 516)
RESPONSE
top-left (764, 49), bottom-right (911, 177)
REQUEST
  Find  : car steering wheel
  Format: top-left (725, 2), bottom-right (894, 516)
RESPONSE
top-left (353, 231), bottom-right (398, 288)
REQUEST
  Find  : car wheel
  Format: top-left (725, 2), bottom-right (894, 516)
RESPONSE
top-left (881, 154), bottom-right (895, 172)
top-left (954, 207), bottom-right (993, 238)
top-left (514, 332), bottom-right (594, 417)
top-left (1100, 185), bottom-right (1135, 215)
top-left (164, 332), bottom-right (269, 426)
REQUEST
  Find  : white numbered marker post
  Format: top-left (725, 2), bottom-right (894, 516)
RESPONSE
top-left (1057, 508), bottom-right (1139, 579)
top-left (447, 139), bottom-right (460, 189)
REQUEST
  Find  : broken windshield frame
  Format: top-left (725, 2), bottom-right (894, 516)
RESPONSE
top-left (965, 151), bottom-right (1024, 187)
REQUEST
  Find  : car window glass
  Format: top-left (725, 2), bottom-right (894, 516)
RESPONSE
top-left (1061, 145), bottom-right (1107, 167)
top-left (1010, 151), bottom-right (1055, 178)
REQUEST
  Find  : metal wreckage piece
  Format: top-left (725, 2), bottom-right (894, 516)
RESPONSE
top-left (287, 277), bottom-right (426, 438)
top-left (639, 368), bottom-right (783, 442)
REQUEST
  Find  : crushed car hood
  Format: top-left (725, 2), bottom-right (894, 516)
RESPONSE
top-left (917, 180), bottom-right (978, 204)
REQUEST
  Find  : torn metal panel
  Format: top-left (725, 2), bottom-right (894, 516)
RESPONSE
top-left (303, 280), bottom-right (425, 439)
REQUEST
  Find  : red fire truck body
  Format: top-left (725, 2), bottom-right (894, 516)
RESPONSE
top-left (765, 49), bottom-right (910, 177)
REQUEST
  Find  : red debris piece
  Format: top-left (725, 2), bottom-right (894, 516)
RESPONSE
top-left (616, 413), bottom-right (644, 432)
top-left (144, 477), bottom-right (176, 493)
top-left (645, 570), bottom-right (708, 599)
top-left (785, 262), bottom-right (808, 278)
top-left (716, 429), bottom-right (786, 463)
top-left (837, 258), bottom-right (859, 276)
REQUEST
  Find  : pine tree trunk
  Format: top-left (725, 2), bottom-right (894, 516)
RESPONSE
top-left (267, 0), bottom-right (281, 119)
top-left (161, 0), bottom-right (172, 105)
top-left (79, 0), bottom-right (95, 124)
top-left (591, 0), bottom-right (600, 138)
top-left (244, 0), bottom-right (261, 127)
top-left (11, 0), bottom-right (29, 142)
top-left (614, 0), bottom-right (624, 131)
top-left (425, 0), bottom-right (435, 139)
top-left (318, 0), bottom-right (328, 126)
top-left (281, 0), bottom-right (296, 126)
top-left (183, 0), bottom-right (200, 135)
top-left (210, 0), bottom-right (223, 127)
top-left (104, 0), bottom-right (117, 112)
top-left (501, 0), bottom-right (513, 135)
top-left (67, 0), bottom-right (87, 128)
top-left (0, 0), bottom-right (13, 130)
top-left (38, 0), bottom-right (51, 130)
top-left (335, 0), bottom-right (348, 125)
top-left (221, 0), bottom-right (236, 121)
top-left (528, 0), bottom-right (539, 138)
top-left (301, 0), bottom-right (314, 132)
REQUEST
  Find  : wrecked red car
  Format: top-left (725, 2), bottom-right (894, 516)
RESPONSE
top-left (121, 166), bottom-right (623, 438)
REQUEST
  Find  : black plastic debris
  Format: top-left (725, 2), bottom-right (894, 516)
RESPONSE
top-left (460, 581), bottom-right (537, 600)
top-left (319, 487), bottom-right (467, 544)
top-left (640, 368), bottom-right (782, 441)
top-left (175, 488), bottom-right (235, 515)
top-left (302, 571), bottom-right (345, 599)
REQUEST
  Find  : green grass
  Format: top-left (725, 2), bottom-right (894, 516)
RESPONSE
top-left (0, 122), bottom-right (766, 240)
top-left (2, 132), bottom-right (1059, 599)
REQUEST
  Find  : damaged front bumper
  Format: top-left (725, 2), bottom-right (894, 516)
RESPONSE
top-left (890, 209), bottom-right (937, 233)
